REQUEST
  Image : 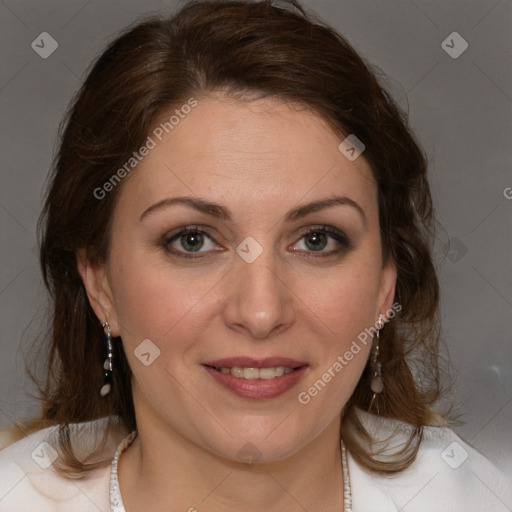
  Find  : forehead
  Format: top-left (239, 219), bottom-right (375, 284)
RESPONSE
top-left (115, 94), bottom-right (377, 224)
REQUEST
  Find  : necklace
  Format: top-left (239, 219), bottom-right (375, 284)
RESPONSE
top-left (341, 439), bottom-right (353, 511)
top-left (109, 431), bottom-right (135, 512)
top-left (110, 433), bottom-right (352, 511)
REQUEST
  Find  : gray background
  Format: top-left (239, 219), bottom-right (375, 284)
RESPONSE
top-left (0, 0), bottom-right (511, 476)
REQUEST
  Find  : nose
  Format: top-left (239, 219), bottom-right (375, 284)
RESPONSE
top-left (222, 244), bottom-right (295, 340)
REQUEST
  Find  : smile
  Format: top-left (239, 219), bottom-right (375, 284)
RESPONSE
top-left (212, 366), bottom-right (295, 379)
top-left (203, 364), bottom-right (308, 399)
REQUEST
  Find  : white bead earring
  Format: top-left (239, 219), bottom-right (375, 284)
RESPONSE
top-left (100, 321), bottom-right (113, 397)
top-left (368, 314), bottom-right (383, 413)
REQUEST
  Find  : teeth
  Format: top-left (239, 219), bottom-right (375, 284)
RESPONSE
top-left (243, 367), bottom-right (259, 379)
top-left (231, 367), bottom-right (244, 378)
top-left (216, 366), bottom-right (295, 379)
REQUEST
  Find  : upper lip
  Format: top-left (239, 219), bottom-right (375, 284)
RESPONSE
top-left (203, 357), bottom-right (308, 369)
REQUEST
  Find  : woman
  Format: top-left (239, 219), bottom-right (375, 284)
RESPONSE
top-left (0, 1), bottom-right (510, 510)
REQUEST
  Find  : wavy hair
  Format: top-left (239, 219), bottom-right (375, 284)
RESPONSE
top-left (28, 0), bottom-right (447, 476)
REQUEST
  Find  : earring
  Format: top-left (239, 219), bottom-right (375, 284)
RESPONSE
top-left (100, 321), bottom-right (113, 397)
top-left (368, 314), bottom-right (383, 413)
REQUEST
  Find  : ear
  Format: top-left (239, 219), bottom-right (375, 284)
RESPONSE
top-left (377, 258), bottom-right (398, 322)
top-left (76, 248), bottom-right (121, 336)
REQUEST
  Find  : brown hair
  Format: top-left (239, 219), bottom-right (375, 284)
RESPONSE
top-left (31, 0), bottom-right (446, 476)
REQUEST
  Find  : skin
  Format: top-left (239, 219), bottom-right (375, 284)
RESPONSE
top-left (78, 93), bottom-right (396, 512)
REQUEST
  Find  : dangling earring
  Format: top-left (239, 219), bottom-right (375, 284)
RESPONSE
top-left (368, 314), bottom-right (383, 414)
top-left (100, 321), bottom-right (113, 397)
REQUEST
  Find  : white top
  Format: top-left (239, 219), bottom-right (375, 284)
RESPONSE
top-left (0, 410), bottom-right (510, 511)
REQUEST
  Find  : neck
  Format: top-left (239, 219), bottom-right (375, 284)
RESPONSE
top-left (118, 414), bottom-right (344, 512)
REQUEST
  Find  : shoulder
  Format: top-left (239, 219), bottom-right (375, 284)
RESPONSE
top-left (349, 409), bottom-right (512, 512)
top-left (0, 417), bottom-right (125, 512)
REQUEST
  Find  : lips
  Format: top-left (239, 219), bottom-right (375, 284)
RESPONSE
top-left (204, 365), bottom-right (307, 399)
top-left (202, 357), bottom-right (307, 369)
top-left (202, 356), bottom-right (309, 399)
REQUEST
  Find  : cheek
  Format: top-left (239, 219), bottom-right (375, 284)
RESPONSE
top-left (109, 249), bottom-right (224, 352)
top-left (292, 255), bottom-right (380, 407)
top-left (297, 258), bottom-right (382, 340)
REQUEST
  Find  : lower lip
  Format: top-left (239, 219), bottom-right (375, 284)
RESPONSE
top-left (203, 365), bottom-right (308, 399)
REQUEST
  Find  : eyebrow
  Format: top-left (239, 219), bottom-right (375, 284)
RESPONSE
top-left (139, 195), bottom-right (367, 227)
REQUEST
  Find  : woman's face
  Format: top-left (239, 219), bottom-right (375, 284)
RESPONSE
top-left (80, 94), bottom-right (396, 462)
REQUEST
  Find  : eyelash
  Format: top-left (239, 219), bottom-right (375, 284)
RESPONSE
top-left (161, 225), bottom-right (352, 260)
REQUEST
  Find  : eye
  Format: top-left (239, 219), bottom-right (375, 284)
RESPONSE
top-left (163, 226), bottom-right (220, 258)
top-left (162, 224), bottom-right (352, 260)
top-left (290, 226), bottom-right (351, 256)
